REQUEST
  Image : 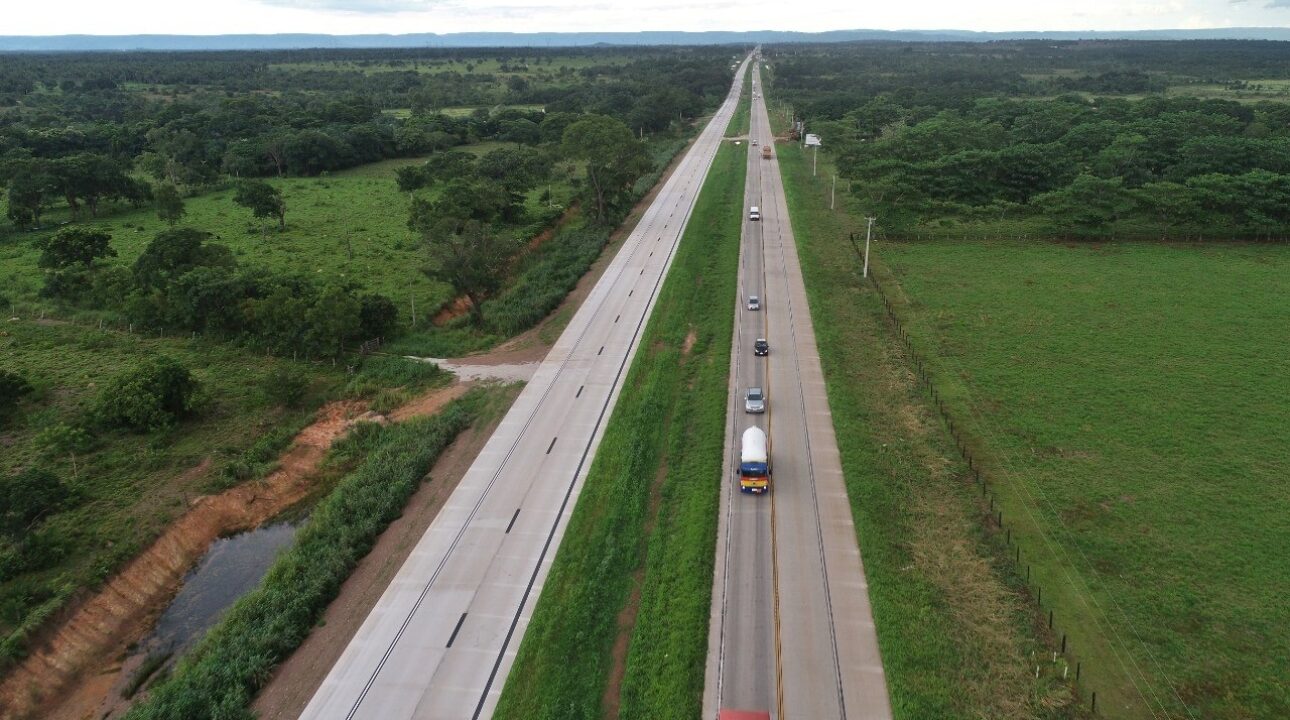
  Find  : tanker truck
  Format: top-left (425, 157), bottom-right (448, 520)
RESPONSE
top-left (739, 426), bottom-right (770, 494)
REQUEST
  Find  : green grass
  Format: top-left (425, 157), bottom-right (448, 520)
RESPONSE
top-left (872, 234), bottom-right (1290, 720)
top-left (725, 71), bottom-right (750, 138)
top-left (495, 141), bottom-right (745, 720)
top-left (123, 386), bottom-right (504, 720)
top-left (0, 321), bottom-right (340, 668)
top-left (777, 142), bottom-right (1082, 719)
top-left (0, 173), bottom-right (453, 322)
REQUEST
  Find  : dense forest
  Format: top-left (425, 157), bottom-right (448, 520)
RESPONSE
top-left (770, 40), bottom-right (1290, 238)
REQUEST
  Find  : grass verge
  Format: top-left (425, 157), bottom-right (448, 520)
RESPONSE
top-left (494, 141), bottom-right (744, 720)
top-left (120, 389), bottom-right (486, 719)
top-left (777, 142), bottom-right (1082, 719)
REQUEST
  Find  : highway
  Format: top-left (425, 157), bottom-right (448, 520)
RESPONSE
top-left (703, 60), bottom-right (894, 720)
top-left (300, 54), bottom-right (752, 720)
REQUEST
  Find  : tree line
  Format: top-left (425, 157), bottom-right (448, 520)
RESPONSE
top-left (770, 40), bottom-right (1290, 238)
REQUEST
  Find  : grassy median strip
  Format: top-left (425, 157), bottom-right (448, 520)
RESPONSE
top-left (122, 388), bottom-right (498, 719)
top-left (495, 141), bottom-right (744, 720)
top-left (776, 143), bottom-right (1080, 720)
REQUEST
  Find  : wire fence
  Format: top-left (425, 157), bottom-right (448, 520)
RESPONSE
top-left (844, 231), bottom-right (1111, 717)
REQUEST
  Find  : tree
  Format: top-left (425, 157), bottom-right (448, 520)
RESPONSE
top-left (0, 467), bottom-right (70, 538)
top-left (561, 115), bottom-right (650, 222)
top-left (132, 228), bottom-right (234, 290)
top-left (1034, 174), bottom-right (1134, 237)
top-left (395, 165), bottom-right (427, 196)
top-left (417, 218), bottom-right (513, 324)
top-left (359, 293), bottom-right (398, 339)
top-left (477, 146), bottom-right (549, 194)
top-left (155, 183), bottom-right (186, 226)
top-left (234, 180), bottom-right (286, 234)
top-left (37, 227), bottom-right (115, 269)
top-left (303, 284), bottom-right (362, 358)
top-left (92, 356), bottom-right (202, 432)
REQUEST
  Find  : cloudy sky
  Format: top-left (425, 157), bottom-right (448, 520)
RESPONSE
top-left (6, 0), bottom-right (1290, 35)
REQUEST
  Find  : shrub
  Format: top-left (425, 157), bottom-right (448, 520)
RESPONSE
top-left (261, 367), bottom-right (309, 408)
top-left (358, 293), bottom-right (398, 340)
top-left (0, 467), bottom-right (69, 539)
top-left (92, 356), bottom-right (202, 432)
top-left (0, 370), bottom-right (32, 417)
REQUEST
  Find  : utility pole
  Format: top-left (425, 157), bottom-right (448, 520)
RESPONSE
top-left (831, 174), bottom-right (836, 210)
top-left (863, 216), bottom-right (875, 278)
top-left (813, 145), bottom-right (818, 177)
top-left (411, 293), bottom-right (417, 326)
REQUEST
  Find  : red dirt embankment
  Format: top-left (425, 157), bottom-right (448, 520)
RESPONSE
top-left (0, 400), bottom-right (368, 720)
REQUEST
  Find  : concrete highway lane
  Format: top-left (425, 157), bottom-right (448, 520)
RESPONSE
top-left (704, 59), bottom-right (893, 720)
top-left (301, 55), bottom-right (752, 720)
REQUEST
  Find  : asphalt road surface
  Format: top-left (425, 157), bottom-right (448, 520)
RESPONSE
top-left (703, 59), bottom-right (893, 720)
top-left (300, 55), bottom-right (752, 720)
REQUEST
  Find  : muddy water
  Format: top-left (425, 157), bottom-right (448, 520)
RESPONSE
top-left (143, 521), bottom-right (299, 657)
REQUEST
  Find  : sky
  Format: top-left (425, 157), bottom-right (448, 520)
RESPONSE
top-left (4, 0), bottom-right (1290, 36)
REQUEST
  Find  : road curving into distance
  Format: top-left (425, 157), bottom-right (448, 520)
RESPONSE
top-left (300, 53), bottom-right (753, 720)
top-left (703, 57), bottom-right (893, 720)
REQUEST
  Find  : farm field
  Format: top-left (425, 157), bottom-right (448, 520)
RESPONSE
top-left (876, 236), bottom-right (1290, 719)
top-left (495, 140), bottom-right (744, 720)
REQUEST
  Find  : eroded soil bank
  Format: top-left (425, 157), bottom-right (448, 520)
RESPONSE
top-left (1, 384), bottom-right (468, 720)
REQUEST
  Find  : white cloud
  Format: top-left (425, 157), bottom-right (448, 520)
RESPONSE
top-left (5, 0), bottom-right (1290, 36)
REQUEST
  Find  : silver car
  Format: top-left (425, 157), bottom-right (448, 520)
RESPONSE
top-left (745, 387), bottom-right (766, 414)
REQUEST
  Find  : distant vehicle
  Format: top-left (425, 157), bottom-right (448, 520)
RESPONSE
top-left (761, 145), bottom-right (772, 159)
top-left (745, 387), bottom-right (766, 414)
top-left (752, 139), bottom-right (759, 146)
top-left (739, 427), bottom-right (770, 494)
top-left (754, 338), bottom-right (769, 356)
top-left (719, 711), bottom-right (771, 720)
top-left (749, 206), bottom-right (761, 221)
top-left (747, 295), bottom-right (760, 311)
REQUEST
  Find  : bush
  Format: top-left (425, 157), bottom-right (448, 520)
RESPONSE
top-left (0, 370), bottom-right (32, 417)
top-left (261, 367), bottom-right (309, 408)
top-left (359, 293), bottom-right (398, 340)
top-left (93, 356), bottom-right (202, 432)
top-left (0, 467), bottom-right (69, 539)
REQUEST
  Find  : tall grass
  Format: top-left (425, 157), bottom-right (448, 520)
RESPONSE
top-left (122, 391), bottom-right (483, 720)
top-left (495, 142), bottom-right (745, 719)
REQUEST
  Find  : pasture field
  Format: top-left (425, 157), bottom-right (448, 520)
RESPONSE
top-left (0, 150), bottom-right (583, 328)
top-left (778, 143), bottom-right (1081, 719)
top-left (874, 234), bottom-right (1290, 719)
top-left (495, 141), bottom-right (744, 720)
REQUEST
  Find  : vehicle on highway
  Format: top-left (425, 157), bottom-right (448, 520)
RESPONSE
top-left (747, 295), bottom-right (760, 311)
top-left (739, 426), bottom-right (770, 494)
top-left (754, 338), bottom-right (769, 356)
top-left (719, 711), bottom-right (771, 720)
top-left (761, 145), bottom-right (772, 159)
top-left (745, 387), bottom-right (766, 414)
top-left (748, 205), bottom-right (761, 221)
top-left (752, 139), bottom-right (759, 146)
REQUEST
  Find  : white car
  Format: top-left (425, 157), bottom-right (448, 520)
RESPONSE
top-left (747, 295), bottom-right (761, 311)
top-left (748, 206), bottom-right (761, 221)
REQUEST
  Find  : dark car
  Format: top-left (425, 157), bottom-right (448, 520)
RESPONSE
top-left (754, 338), bottom-right (769, 356)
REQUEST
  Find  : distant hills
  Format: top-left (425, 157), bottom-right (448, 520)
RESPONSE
top-left (4, 28), bottom-right (1290, 51)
